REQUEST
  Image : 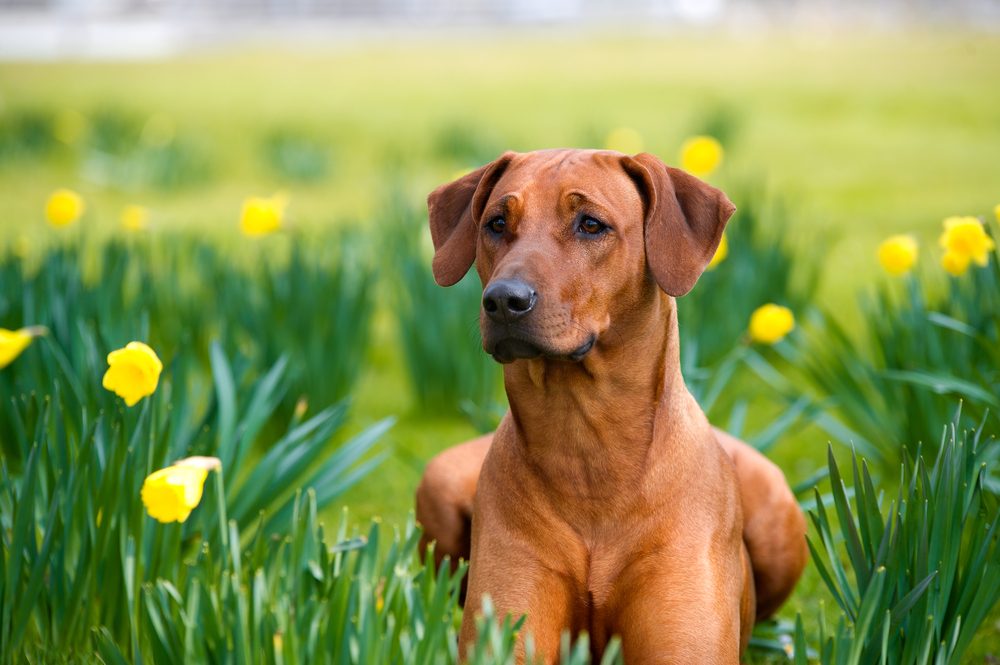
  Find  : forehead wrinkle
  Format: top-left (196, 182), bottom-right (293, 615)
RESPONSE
top-left (563, 189), bottom-right (609, 211)
top-left (517, 151), bottom-right (587, 187)
top-left (485, 192), bottom-right (522, 217)
top-left (493, 152), bottom-right (641, 222)
top-left (500, 193), bottom-right (521, 213)
top-left (561, 171), bottom-right (638, 215)
top-left (552, 151), bottom-right (576, 174)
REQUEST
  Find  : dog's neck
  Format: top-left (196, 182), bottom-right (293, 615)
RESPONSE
top-left (502, 290), bottom-right (699, 502)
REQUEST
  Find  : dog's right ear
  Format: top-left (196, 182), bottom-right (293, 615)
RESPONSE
top-left (428, 152), bottom-right (515, 286)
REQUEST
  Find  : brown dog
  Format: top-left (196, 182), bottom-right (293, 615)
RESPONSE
top-left (415, 149), bottom-right (807, 663)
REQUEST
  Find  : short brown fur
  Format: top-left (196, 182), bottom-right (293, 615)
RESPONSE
top-left (417, 149), bottom-right (807, 664)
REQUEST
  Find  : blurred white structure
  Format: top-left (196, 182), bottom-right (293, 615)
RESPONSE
top-left (1, 0), bottom-right (998, 59)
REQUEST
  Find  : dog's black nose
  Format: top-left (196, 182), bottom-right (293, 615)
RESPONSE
top-left (482, 279), bottom-right (537, 322)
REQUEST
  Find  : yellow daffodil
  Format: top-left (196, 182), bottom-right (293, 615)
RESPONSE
top-left (45, 189), bottom-right (85, 228)
top-left (240, 194), bottom-right (287, 237)
top-left (749, 304), bottom-right (795, 345)
top-left (0, 326), bottom-right (47, 369)
top-left (877, 235), bottom-right (918, 276)
top-left (938, 216), bottom-right (995, 272)
top-left (102, 341), bottom-right (163, 406)
top-left (941, 251), bottom-right (971, 277)
top-left (141, 456), bottom-right (221, 523)
top-left (679, 135), bottom-right (723, 178)
top-left (121, 205), bottom-right (149, 232)
top-left (707, 233), bottom-right (728, 270)
top-left (604, 127), bottom-right (644, 155)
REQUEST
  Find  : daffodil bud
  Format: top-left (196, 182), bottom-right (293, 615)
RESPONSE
top-left (679, 135), bottom-right (724, 178)
top-left (45, 189), bottom-right (85, 228)
top-left (240, 194), bottom-right (287, 237)
top-left (121, 205), bottom-right (149, 232)
top-left (749, 304), bottom-right (795, 345)
top-left (0, 326), bottom-right (47, 369)
top-left (877, 235), bottom-right (918, 276)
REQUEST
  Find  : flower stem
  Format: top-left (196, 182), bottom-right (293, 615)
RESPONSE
top-left (214, 468), bottom-right (228, 552)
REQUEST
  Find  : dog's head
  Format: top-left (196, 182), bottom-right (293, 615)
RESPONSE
top-left (427, 149), bottom-right (735, 364)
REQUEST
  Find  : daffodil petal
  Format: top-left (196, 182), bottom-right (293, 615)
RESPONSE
top-left (103, 341), bottom-right (163, 406)
top-left (141, 464), bottom-right (209, 524)
top-left (45, 189), bottom-right (85, 228)
top-left (679, 136), bottom-right (724, 178)
top-left (0, 328), bottom-right (34, 369)
top-left (749, 304), bottom-right (795, 345)
top-left (877, 235), bottom-right (918, 276)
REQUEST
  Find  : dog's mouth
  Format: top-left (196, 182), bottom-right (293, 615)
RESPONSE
top-left (568, 335), bottom-right (596, 361)
top-left (488, 334), bottom-right (597, 364)
top-left (490, 338), bottom-right (543, 364)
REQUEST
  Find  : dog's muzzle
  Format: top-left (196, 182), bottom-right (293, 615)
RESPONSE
top-left (481, 278), bottom-right (597, 364)
top-left (482, 278), bottom-right (537, 324)
top-left (488, 333), bottom-right (596, 364)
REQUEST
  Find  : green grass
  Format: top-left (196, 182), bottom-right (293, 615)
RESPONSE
top-left (3, 30), bottom-right (999, 306)
top-left (2, 28), bottom-right (1000, 660)
top-left (796, 425), bottom-right (1000, 664)
top-left (5, 27), bottom-right (985, 530)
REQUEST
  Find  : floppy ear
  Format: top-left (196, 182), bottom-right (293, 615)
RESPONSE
top-left (623, 152), bottom-right (736, 297)
top-left (427, 152), bottom-right (515, 286)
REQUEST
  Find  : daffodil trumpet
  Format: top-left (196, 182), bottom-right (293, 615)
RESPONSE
top-left (877, 235), bottom-right (918, 276)
top-left (102, 341), bottom-right (163, 406)
top-left (748, 304), bottom-right (795, 345)
top-left (140, 456), bottom-right (223, 525)
top-left (679, 135), bottom-right (724, 178)
top-left (45, 189), bottom-right (85, 228)
top-left (938, 216), bottom-right (995, 276)
top-left (0, 325), bottom-right (48, 369)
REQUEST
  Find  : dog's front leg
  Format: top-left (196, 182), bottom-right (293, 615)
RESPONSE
top-left (609, 544), bottom-right (748, 664)
top-left (459, 543), bottom-right (575, 664)
top-left (458, 513), bottom-right (578, 664)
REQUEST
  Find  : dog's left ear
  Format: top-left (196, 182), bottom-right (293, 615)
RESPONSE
top-left (427, 152), bottom-right (515, 286)
top-left (623, 152), bottom-right (736, 297)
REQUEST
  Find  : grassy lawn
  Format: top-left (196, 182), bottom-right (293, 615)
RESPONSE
top-left (2, 27), bottom-right (1000, 659)
top-left (3, 32), bottom-right (999, 281)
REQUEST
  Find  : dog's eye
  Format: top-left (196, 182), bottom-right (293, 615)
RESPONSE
top-left (485, 217), bottom-right (506, 235)
top-left (578, 217), bottom-right (607, 236)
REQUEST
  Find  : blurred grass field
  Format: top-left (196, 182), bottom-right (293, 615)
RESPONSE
top-left (3, 28), bottom-right (1000, 659)
top-left (3, 31), bottom-right (999, 265)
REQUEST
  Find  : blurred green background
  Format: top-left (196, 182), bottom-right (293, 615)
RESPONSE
top-left (4, 32), bottom-right (999, 289)
top-left (3, 25), bottom-right (1000, 659)
top-left (5, 28), bottom-right (998, 521)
